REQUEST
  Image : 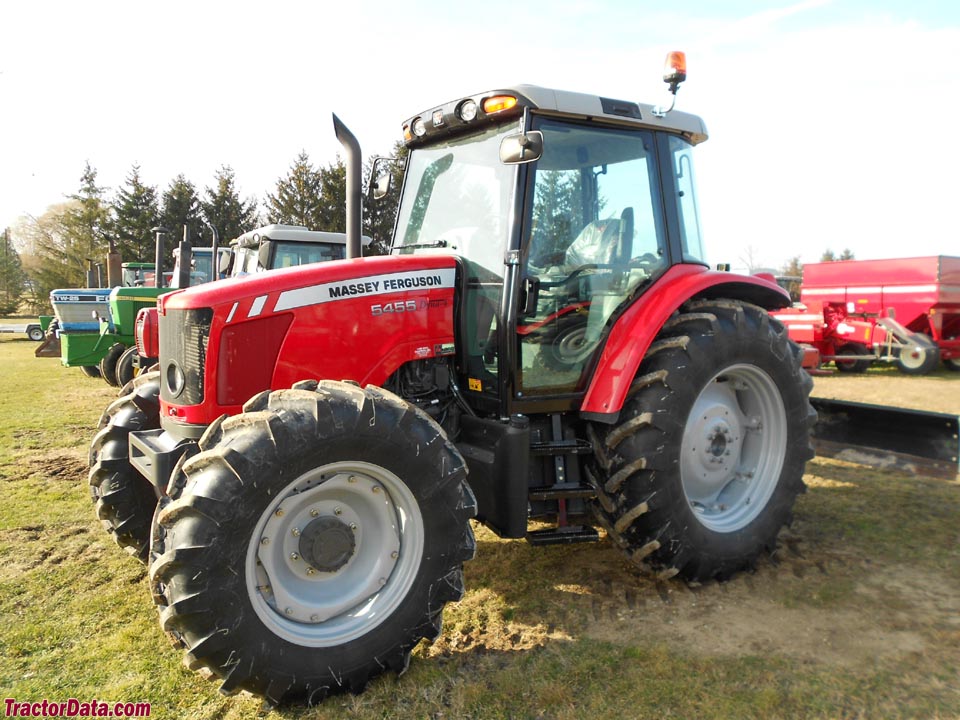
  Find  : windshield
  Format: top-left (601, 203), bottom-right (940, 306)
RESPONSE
top-left (393, 121), bottom-right (517, 278)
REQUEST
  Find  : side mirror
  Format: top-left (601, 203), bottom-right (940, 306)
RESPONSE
top-left (372, 173), bottom-right (391, 200)
top-left (500, 130), bottom-right (544, 164)
top-left (258, 240), bottom-right (273, 271)
top-left (218, 249), bottom-right (233, 276)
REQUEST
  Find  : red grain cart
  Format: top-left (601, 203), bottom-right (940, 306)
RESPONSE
top-left (774, 256), bottom-right (960, 374)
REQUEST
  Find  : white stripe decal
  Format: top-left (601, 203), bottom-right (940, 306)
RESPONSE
top-left (225, 302), bottom-right (238, 323)
top-left (275, 268), bottom-right (457, 312)
top-left (248, 295), bottom-right (268, 318)
top-left (804, 284), bottom-right (940, 295)
top-left (880, 285), bottom-right (938, 293)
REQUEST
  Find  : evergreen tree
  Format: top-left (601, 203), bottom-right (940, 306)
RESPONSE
top-left (316, 157), bottom-right (347, 233)
top-left (0, 228), bottom-right (26, 315)
top-left (839, 248), bottom-right (855, 261)
top-left (821, 249), bottom-right (837, 262)
top-left (112, 165), bottom-right (159, 262)
top-left (265, 152), bottom-right (324, 228)
top-left (201, 166), bottom-right (259, 245)
top-left (25, 164), bottom-right (112, 288)
top-left (531, 169), bottom-right (582, 262)
top-left (160, 175), bottom-right (203, 258)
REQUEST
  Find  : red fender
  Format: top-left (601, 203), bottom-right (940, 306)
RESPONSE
top-left (579, 264), bottom-right (789, 420)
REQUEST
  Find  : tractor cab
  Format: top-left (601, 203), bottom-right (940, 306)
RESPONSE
top-left (227, 224), bottom-right (371, 276)
top-left (392, 84), bottom-right (709, 418)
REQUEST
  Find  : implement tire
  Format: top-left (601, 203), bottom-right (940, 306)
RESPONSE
top-left (896, 334), bottom-right (939, 375)
top-left (589, 299), bottom-right (816, 582)
top-left (150, 381), bottom-right (477, 705)
top-left (834, 343), bottom-right (872, 374)
top-left (88, 370), bottom-right (161, 561)
top-left (80, 365), bottom-right (101, 379)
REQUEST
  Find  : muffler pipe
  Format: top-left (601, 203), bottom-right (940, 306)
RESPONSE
top-left (333, 113), bottom-right (362, 259)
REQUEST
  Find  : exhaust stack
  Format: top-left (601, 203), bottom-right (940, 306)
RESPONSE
top-left (333, 113), bottom-right (362, 259)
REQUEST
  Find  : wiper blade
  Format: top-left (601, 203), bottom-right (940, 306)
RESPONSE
top-left (399, 240), bottom-right (448, 250)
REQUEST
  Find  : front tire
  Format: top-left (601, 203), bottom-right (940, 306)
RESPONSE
top-left (150, 381), bottom-right (477, 704)
top-left (590, 300), bottom-right (815, 582)
top-left (88, 371), bottom-right (161, 560)
top-left (115, 345), bottom-right (139, 387)
top-left (99, 343), bottom-right (126, 387)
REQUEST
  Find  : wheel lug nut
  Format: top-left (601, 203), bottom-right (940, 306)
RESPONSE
top-left (348, 475), bottom-right (358, 483)
top-left (310, 509), bottom-right (320, 517)
top-left (290, 552), bottom-right (300, 561)
top-left (391, 551), bottom-right (398, 559)
top-left (306, 567), bottom-right (316, 575)
top-left (350, 523), bottom-right (357, 530)
top-left (292, 527), bottom-right (301, 537)
top-left (275, 508), bottom-right (284, 517)
top-left (260, 536), bottom-right (270, 545)
top-left (334, 507), bottom-right (342, 515)
top-left (310, 614), bottom-right (319, 622)
top-left (284, 607), bottom-right (293, 615)
top-left (372, 486), bottom-right (381, 494)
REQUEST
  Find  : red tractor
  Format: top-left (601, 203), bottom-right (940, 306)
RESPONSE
top-left (90, 56), bottom-right (814, 704)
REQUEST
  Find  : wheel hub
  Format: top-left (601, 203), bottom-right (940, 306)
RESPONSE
top-left (299, 516), bottom-right (356, 572)
top-left (687, 406), bottom-right (743, 485)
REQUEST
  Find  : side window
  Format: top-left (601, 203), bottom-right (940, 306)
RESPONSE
top-left (519, 121), bottom-right (667, 395)
top-left (669, 135), bottom-right (705, 264)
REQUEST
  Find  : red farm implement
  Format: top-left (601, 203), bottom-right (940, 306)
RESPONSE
top-left (773, 256), bottom-right (960, 375)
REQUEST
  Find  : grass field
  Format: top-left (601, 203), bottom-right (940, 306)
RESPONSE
top-left (1, 334), bottom-right (958, 719)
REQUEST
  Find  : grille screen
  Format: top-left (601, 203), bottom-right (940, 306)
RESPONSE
top-left (159, 308), bottom-right (214, 405)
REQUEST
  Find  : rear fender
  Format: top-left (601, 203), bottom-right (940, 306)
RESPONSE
top-left (579, 265), bottom-right (789, 422)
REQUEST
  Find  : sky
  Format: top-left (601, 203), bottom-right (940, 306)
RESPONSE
top-left (2, 0), bottom-right (959, 271)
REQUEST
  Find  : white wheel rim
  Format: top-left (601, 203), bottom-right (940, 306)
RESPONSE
top-left (245, 460), bottom-right (423, 647)
top-left (680, 364), bottom-right (787, 533)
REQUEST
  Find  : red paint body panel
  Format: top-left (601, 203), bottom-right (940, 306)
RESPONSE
top-left (580, 265), bottom-right (789, 416)
top-left (161, 255), bottom-right (458, 425)
top-left (795, 256), bottom-right (960, 359)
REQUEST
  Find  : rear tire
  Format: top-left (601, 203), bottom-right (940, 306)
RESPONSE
top-left (834, 343), bottom-right (872, 373)
top-left (945, 358), bottom-right (960, 372)
top-left (99, 343), bottom-right (126, 387)
top-left (589, 300), bottom-right (815, 582)
top-left (149, 381), bottom-right (477, 704)
top-left (896, 334), bottom-right (939, 375)
top-left (88, 371), bottom-right (161, 561)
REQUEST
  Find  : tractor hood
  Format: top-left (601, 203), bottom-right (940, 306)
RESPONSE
top-left (157, 254), bottom-right (459, 427)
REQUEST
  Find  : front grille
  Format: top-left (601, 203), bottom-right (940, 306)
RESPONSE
top-left (159, 308), bottom-right (214, 405)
